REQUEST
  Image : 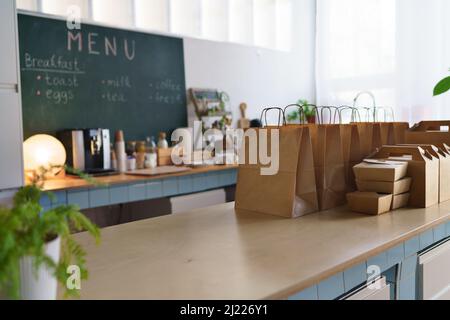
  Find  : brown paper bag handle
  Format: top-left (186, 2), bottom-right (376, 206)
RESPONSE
top-left (317, 106), bottom-right (341, 124)
top-left (260, 107), bottom-right (286, 128)
top-left (284, 104), bottom-right (306, 124)
top-left (375, 106), bottom-right (396, 122)
top-left (338, 106), bottom-right (362, 123)
top-left (410, 121), bottom-right (450, 132)
top-left (372, 145), bottom-right (430, 161)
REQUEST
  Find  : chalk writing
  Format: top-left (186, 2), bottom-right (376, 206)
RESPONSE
top-left (101, 92), bottom-right (127, 103)
top-left (45, 89), bottom-right (75, 105)
top-left (67, 31), bottom-right (136, 61)
top-left (23, 53), bottom-right (82, 73)
top-left (101, 76), bottom-right (132, 88)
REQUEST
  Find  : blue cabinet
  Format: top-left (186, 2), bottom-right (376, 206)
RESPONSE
top-left (290, 224), bottom-right (450, 301)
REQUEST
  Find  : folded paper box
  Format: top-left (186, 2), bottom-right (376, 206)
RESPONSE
top-left (356, 177), bottom-right (412, 195)
top-left (392, 193), bottom-right (410, 210)
top-left (353, 160), bottom-right (408, 182)
top-left (347, 192), bottom-right (393, 215)
top-left (369, 146), bottom-right (439, 208)
top-left (399, 144), bottom-right (450, 203)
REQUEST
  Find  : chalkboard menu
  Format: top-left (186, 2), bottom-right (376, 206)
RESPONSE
top-left (18, 13), bottom-right (187, 140)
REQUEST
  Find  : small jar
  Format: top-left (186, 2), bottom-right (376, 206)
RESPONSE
top-left (158, 132), bottom-right (169, 149)
top-left (135, 141), bottom-right (146, 169)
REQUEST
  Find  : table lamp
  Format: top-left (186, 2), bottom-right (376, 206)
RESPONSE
top-left (23, 134), bottom-right (67, 178)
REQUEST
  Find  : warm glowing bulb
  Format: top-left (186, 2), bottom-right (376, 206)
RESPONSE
top-left (23, 134), bottom-right (67, 175)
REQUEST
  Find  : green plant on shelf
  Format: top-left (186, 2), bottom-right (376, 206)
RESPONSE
top-left (287, 99), bottom-right (316, 123)
top-left (0, 165), bottom-right (101, 300)
top-left (434, 70), bottom-right (450, 96)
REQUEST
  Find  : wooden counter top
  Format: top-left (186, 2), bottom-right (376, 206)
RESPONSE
top-left (71, 201), bottom-right (450, 300)
top-left (39, 165), bottom-right (238, 192)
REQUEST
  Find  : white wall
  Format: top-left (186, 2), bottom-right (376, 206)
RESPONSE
top-left (17, 0), bottom-right (317, 126)
top-left (184, 0), bottom-right (316, 125)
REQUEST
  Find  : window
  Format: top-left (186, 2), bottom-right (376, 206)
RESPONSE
top-left (327, 0), bottom-right (396, 80)
top-left (170, 0), bottom-right (201, 37)
top-left (316, 0), bottom-right (397, 108)
top-left (17, 0), bottom-right (293, 51)
top-left (276, 0), bottom-right (293, 51)
top-left (202, 0), bottom-right (228, 41)
top-left (41, 0), bottom-right (90, 19)
top-left (135, 0), bottom-right (169, 32)
top-left (16, 0), bottom-right (38, 11)
top-left (229, 0), bottom-right (253, 45)
top-left (254, 0), bottom-right (277, 48)
top-left (92, 0), bottom-right (134, 27)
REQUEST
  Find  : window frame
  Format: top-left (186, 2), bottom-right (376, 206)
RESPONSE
top-left (17, 0), bottom-right (293, 52)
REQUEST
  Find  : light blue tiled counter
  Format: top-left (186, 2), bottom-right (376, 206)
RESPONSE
top-left (40, 167), bottom-right (238, 211)
top-left (289, 221), bottom-right (450, 301)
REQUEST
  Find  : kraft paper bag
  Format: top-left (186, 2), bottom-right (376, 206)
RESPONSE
top-left (372, 123), bottom-right (390, 150)
top-left (406, 121), bottom-right (450, 146)
top-left (235, 126), bottom-right (319, 218)
top-left (378, 122), bottom-right (410, 146)
top-left (391, 122), bottom-right (410, 145)
top-left (353, 122), bottom-right (409, 157)
top-left (340, 124), bottom-right (364, 192)
top-left (353, 123), bottom-right (375, 156)
top-left (353, 123), bottom-right (387, 156)
top-left (370, 146), bottom-right (439, 208)
top-left (307, 124), bottom-right (347, 211)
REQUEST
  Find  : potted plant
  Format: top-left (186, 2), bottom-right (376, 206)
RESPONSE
top-left (286, 99), bottom-right (316, 124)
top-left (434, 72), bottom-right (450, 96)
top-left (0, 166), bottom-right (100, 300)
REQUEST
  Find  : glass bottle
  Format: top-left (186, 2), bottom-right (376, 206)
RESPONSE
top-left (158, 132), bottom-right (169, 149)
top-left (145, 136), bottom-right (158, 169)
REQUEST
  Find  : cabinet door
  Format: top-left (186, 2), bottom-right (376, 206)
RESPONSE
top-left (0, 90), bottom-right (23, 189)
top-left (345, 277), bottom-right (391, 300)
top-left (419, 239), bottom-right (450, 300)
top-left (0, 0), bottom-right (19, 85)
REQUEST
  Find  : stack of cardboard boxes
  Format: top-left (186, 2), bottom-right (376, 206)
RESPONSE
top-left (347, 160), bottom-right (412, 215)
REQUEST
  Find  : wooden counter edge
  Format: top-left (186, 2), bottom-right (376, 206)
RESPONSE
top-left (38, 165), bottom-right (239, 192)
top-left (264, 210), bottom-right (450, 300)
top-left (67, 202), bottom-right (450, 300)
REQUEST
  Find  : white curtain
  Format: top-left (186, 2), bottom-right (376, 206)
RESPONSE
top-left (316, 0), bottom-right (450, 124)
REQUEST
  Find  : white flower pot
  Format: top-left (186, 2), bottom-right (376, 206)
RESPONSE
top-left (19, 236), bottom-right (61, 300)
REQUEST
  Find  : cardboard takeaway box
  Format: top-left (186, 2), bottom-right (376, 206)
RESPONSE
top-left (399, 144), bottom-right (450, 203)
top-left (370, 146), bottom-right (439, 208)
top-left (356, 177), bottom-right (412, 195)
top-left (406, 121), bottom-right (450, 146)
top-left (353, 160), bottom-right (408, 182)
top-left (392, 193), bottom-right (410, 210)
top-left (347, 192), bottom-right (393, 215)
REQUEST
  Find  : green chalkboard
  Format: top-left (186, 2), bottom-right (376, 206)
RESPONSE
top-left (18, 13), bottom-right (187, 141)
